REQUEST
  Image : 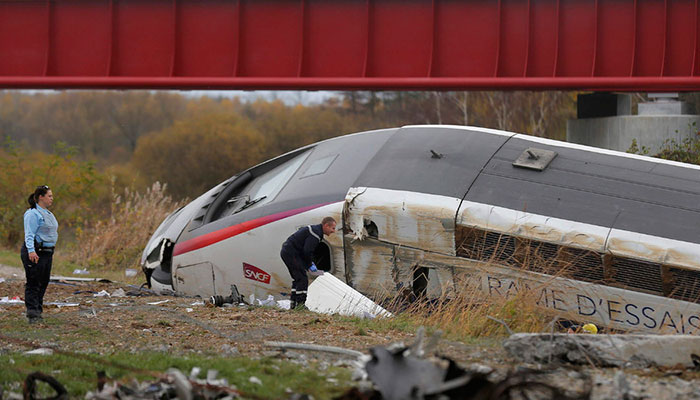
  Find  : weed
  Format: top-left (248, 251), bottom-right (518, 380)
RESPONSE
top-left (66, 182), bottom-right (185, 272)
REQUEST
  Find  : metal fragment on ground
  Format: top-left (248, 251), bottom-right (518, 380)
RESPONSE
top-left (85, 368), bottom-right (241, 399)
top-left (305, 273), bottom-right (391, 318)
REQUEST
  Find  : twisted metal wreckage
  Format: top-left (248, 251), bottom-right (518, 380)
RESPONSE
top-left (142, 125), bottom-right (700, 334)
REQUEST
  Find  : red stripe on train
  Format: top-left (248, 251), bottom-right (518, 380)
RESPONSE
top-left (172, 203), bottom-right (334, 256)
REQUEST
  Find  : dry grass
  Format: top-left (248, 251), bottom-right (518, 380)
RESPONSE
top-left (377, 275), bottom-right (552, 342)
top-left (67, 182), bottom-right (185, 272)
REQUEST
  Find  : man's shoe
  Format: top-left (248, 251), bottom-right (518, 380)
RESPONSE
top-left (293, 302), bottom-right (308, 311)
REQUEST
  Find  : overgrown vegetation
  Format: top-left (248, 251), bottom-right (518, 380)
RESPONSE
top-left (68, 182), bottom-right (185, 271)
top-left (628, 122), bottom-right (700, 164)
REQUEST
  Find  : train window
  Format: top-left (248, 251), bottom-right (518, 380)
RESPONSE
top-left (229, 151), bottom-right (309, 214)
top-left (300, 154), bottom-right (338, 179)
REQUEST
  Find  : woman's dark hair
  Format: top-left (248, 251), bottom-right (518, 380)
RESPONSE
top-left (27, 185), bottom-right (50, 209)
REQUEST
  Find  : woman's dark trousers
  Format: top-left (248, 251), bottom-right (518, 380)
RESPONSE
top-left (20, 244), bottom-right (53, 319)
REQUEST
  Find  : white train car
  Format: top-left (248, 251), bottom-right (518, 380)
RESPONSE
top-left (142, 125), bottom-right (700, 334)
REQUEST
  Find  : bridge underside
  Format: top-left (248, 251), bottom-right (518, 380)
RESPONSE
top-left (2, 0), bottom-right (700, 91)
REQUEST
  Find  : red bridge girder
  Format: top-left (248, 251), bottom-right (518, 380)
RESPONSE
top-left (1, 0), bottom-right (700, 91)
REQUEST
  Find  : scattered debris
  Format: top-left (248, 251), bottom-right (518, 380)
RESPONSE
top-left (73, 268), bottom-right (90, 275)
top-left (249, 294), bottom-right (291, 309)
top-left (51, 275), bottom-right (111, 283)
top-left (249, 376), bottom-right (262, 385)
top-left (147, 299), bottom-right (170, 305)
top-left (125, 268), bottom-right (137, 277)
top-left (93, 290), bottom-right (110, 297)
top-left (337, 328), bottom-right (591, 400)
top-left (111, 288), bottom-right (127, 297)
top-left (0, 296), bottom-right (23, 304)
top-left (86, 368), bottom-right (242, 399)
top-left (24, 348), bottom-right (54, 355)
top-left (264, 341), bottom-right (365, 359)
top-left (24, 372), bottom-right (67, 400)
top-left (46, 301), bottom-right (80, 308)
top-left (210, 285), bottom-right (245, 307)
top-left (0, 278), bottom-right (5, 284)
top-left (306, 273), bottom-right (391, 318)
top-left (504, 333), bottom-right (700, 368)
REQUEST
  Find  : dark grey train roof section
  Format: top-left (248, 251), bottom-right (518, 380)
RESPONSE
top-left (177, 128), bottom-right (398, 243)
top-left (176, 125), bottom-right (700, 247)
top-left (353, 126), bottom-right (510, 199)
top-left (466, 136), bottom-right (700, 244)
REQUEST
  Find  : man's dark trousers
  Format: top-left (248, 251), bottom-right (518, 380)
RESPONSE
top-left (21, 244), bottom-right (52, 319)
top-left (280, 243), bottom-right (308, 305)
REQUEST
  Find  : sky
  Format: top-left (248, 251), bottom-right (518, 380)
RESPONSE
top-left (16, 89), bottom-right (343, 106)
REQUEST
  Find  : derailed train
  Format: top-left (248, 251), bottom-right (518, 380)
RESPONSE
top-left (142, 125), bottom-right (700, 334)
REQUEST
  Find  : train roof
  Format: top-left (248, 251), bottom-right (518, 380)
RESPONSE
top-left (178, 125), bottom-right (700, 246)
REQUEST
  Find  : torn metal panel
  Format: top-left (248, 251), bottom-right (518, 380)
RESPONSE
top-left (457, 201), bottom-right (608, 252)
top-left (344, 235), bottom-right (396, 296)
top-left (344, 187), bottom-right (458, 256)
top-left (607, 229), bottom-right (700, 271)
top-left (173, 262), bottom-right (216, 297)
top-left (394, 247), bottom-right (457, 298)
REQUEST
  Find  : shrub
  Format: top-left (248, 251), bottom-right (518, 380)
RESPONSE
top-left (69, 182), bottom-right (185, 271)
top-left (0, 139), bottom-right (106, 247)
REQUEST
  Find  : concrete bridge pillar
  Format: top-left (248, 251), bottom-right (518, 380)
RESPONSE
top-left (567, 93), bottom-right (700, 154)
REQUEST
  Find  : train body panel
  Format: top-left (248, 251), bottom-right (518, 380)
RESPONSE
top-left (142, 125), bottom-right (700, 334)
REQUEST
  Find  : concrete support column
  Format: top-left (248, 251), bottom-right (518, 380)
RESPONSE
top-left (567, 93), bottom-right (700, 154)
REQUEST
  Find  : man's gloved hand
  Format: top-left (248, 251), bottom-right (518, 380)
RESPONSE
top-left (308, 262), bottom-right (318, 272)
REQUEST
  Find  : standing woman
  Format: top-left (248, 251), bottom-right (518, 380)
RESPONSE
top-left (21, 185), bottom-right (58, 324)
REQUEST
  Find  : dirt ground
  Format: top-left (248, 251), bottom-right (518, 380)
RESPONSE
top-left (0, 265), bottom-right (485, 364)
top-left (4, 265), bottom-right (700, 399)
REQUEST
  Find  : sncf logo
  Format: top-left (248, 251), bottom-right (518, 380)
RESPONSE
top-left (243, 263), bottom-right (271, 284)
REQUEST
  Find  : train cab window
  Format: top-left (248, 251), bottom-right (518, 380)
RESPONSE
top-left (227, 151), bottom-right (310, 215)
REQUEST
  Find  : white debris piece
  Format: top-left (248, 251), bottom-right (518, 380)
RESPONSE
top-left (24, 348), bottom-right (53, 355)
top-left (306, 273), bottom-right (391, 318)
top-left (255, 295), bottom-right (277, 307)
top-left (47, 302), bottom-right (79, 308)
top-left (147, 299), bottom-right (169, 305)
top-left (277, 299), bottom-right (291, 310)
top-left (111, 288), bottom-right (126, 297)
top-left (249, 376), bottom-right (262, 385)
top-left (93, 290), bottom-right (110, 297)
top-left (125, 269), bottom-right (137, 277)
top-left (73, 268), bottom-right (89, 275)
top-left (0, 296), bottom-right (24, 304)
top-left (0, 278), bottom-right (5, 283)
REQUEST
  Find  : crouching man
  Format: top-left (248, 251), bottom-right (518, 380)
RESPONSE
top-left (280, 216), bottom-right (337, 310)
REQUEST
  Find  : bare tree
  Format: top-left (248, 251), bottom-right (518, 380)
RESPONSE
top-left (449, 91), bottom-right (469, 125)
top-left (485, 92), bottom-right (514, 131)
